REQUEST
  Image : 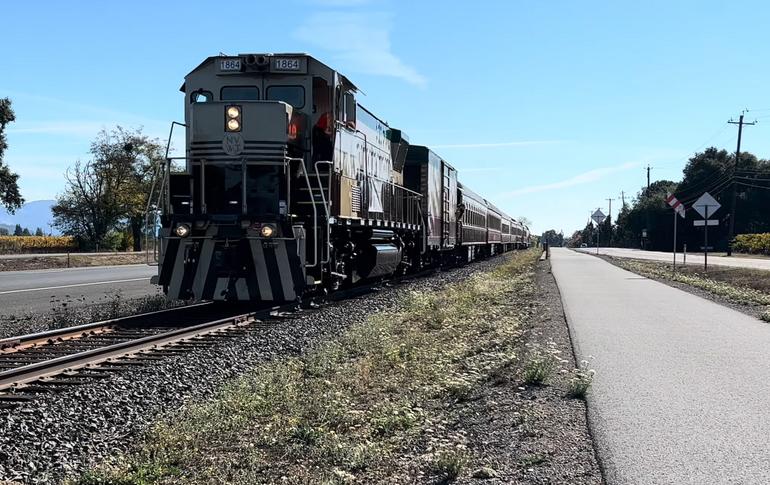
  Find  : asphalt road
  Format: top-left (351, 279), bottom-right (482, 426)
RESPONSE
top-left (575, 247), bottom-right (770, 271)
top-left (551, 248), bottom-right (770, 484)
top-left (0, 264), bottom-right (158, 318)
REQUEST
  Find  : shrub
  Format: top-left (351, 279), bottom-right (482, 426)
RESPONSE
top-left (733, 233), bottom-right (770, 255)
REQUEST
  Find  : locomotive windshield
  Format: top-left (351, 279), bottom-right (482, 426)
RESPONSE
top-left (265, 86), bottom-right (305, 108)
top-left (221, 86), bottom-right (259, 101)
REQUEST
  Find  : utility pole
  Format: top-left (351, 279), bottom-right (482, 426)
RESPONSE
top-left (646, 165), bottom-right (652, 194)
top-left (606, 197), bottom-right (615, 247)
top-left (620, 191), bottom-right (626, 208)
top-left (644, 165), bottom-right (653, 250)
top-left (726, 112), bottom-right (756, 256)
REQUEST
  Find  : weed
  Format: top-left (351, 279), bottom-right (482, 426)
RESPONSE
top-left (430, 450), bottom-right (469, 482)
top-left (522, 352), bottom-right (555, 385)
top-left (519, 453), bottom-right (550, 467)
top-left (567, 360), bottom-right (595, 399)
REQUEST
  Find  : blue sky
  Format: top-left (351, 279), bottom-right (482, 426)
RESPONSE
top-left (2, 0), bottom-right (770, 235)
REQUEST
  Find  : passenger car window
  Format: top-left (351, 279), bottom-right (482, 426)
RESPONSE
top-left (266, 86), bottom-right (305, 109)
top-left (221, 86), bottom-right (259, 101)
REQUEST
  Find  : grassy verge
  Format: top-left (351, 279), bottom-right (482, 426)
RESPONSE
top-left (73, 250), bottom-right (545, 484)
top-left (607, 257), bottom-right (770, 320)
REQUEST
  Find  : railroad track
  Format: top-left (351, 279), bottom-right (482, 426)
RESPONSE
top-left (0, 302), bottom-right (282, 408)
top-left (0, 264), bottom-right (456, 409)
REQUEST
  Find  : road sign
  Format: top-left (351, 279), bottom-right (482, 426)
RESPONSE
top-left (692, 192), bottom-right (721, 219)
top-left (665, 193), bottom-right (686, 218)
top-left (591, 209), bottom-right (606, 225)
top-left (694, 220), bottom-right (719, 227)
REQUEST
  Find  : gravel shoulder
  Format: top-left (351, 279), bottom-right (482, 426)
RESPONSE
top-left (453, 258), bottom-right (602, 484)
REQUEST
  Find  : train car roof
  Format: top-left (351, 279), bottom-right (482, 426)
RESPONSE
top-left (405, 145), bottom-right (456, 171)
top-left (180, 53), bottom-right (358, 92)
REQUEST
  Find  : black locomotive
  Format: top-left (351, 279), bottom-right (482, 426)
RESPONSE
top-left (149, 53), bottom-right (530, 302)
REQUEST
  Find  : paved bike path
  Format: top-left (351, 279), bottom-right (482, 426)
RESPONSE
top-left (550, 248), bottom-right (770, 485)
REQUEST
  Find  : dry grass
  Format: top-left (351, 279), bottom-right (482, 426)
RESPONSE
top-left (0, 253), bottom-right (147, 272)
top-left (610, 258), bottom-right (770, 307)
top-left (72, 250), bottom-right (541, 484)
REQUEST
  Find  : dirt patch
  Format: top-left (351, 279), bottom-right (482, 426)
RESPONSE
top-left (0, 253), bottom-right (147, 272)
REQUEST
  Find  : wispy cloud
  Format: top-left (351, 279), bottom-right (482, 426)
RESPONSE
top-left (503, 161), bottom-right (641, 197)
top-left (431, 140), bottom-right (564, 149)
top-left (294, 11), bottom-right (427, 87)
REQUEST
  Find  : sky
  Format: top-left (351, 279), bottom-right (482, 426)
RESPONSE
top-left (2, 0), bottom-right (770, 235)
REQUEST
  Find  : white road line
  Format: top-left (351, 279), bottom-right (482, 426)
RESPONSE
top-left (0, 278), bottom-right (150, 295)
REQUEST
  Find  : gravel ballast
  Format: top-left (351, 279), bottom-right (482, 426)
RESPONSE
top-left (0, 257), bottom-right (512, 484)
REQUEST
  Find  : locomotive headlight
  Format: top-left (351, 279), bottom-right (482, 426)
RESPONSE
top-left (260, 224), bottom-right (275, 238)
top-left (226, 106), bottom-right (240, 119)
top-left (175, 224), bottom-right (191, 237)
top-left (225, 105), bottom-right (242, 132)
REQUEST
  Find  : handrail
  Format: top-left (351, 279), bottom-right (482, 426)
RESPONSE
top-left (288, 157), bottom-right (318, 269)
top-left (314, 160), bottom-right (333, 265)
top-left (144, 121), bottom-right (187, 265)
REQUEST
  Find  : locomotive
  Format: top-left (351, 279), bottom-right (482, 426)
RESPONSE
top-left (150, 53), bottom-right (529, 302)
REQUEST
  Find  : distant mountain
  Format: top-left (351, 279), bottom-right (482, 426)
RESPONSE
top-left (0, 200), bottom-right (57, 234)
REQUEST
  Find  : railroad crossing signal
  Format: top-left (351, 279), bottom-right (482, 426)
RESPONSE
top-left (591, 209), bottom-right (606, 225)
top-left (665, 193), bottom-right (686, 218)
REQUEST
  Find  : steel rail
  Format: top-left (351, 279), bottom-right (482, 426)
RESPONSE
top-left (0, 302), bottom-right (212, 353)
top-left (0, 311), bottom-right (255, 392)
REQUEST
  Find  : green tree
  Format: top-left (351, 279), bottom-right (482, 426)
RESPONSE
top-left (0, 98), bottom-right (24, 213)
top-left (13, 224), bottom-right (22, 236)
top-left (541, 229), bottom-right (564, 247)
top-left (21, 227), bottom-right (30, 236)
top-left (34, 227), bottom-right (43, 236)
top-left (53, 127), bottom-right (163, 250)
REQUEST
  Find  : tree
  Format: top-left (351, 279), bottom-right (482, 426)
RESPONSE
top-left (52, 127), bottom-right (164, 250)
top-left (0, 98), bottom-right (24, 213)
top-left (21, 227), bottom-right (30, 236)
top-left (541, 229), bottom-right (564, 247)
top-left (34, 227), bottom-right (44, 236)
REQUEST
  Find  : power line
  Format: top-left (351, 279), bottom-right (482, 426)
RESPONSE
top-left (675, 170), bottom-right (732, 202)
top-left (735, 181), bottom-right (770, 191)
